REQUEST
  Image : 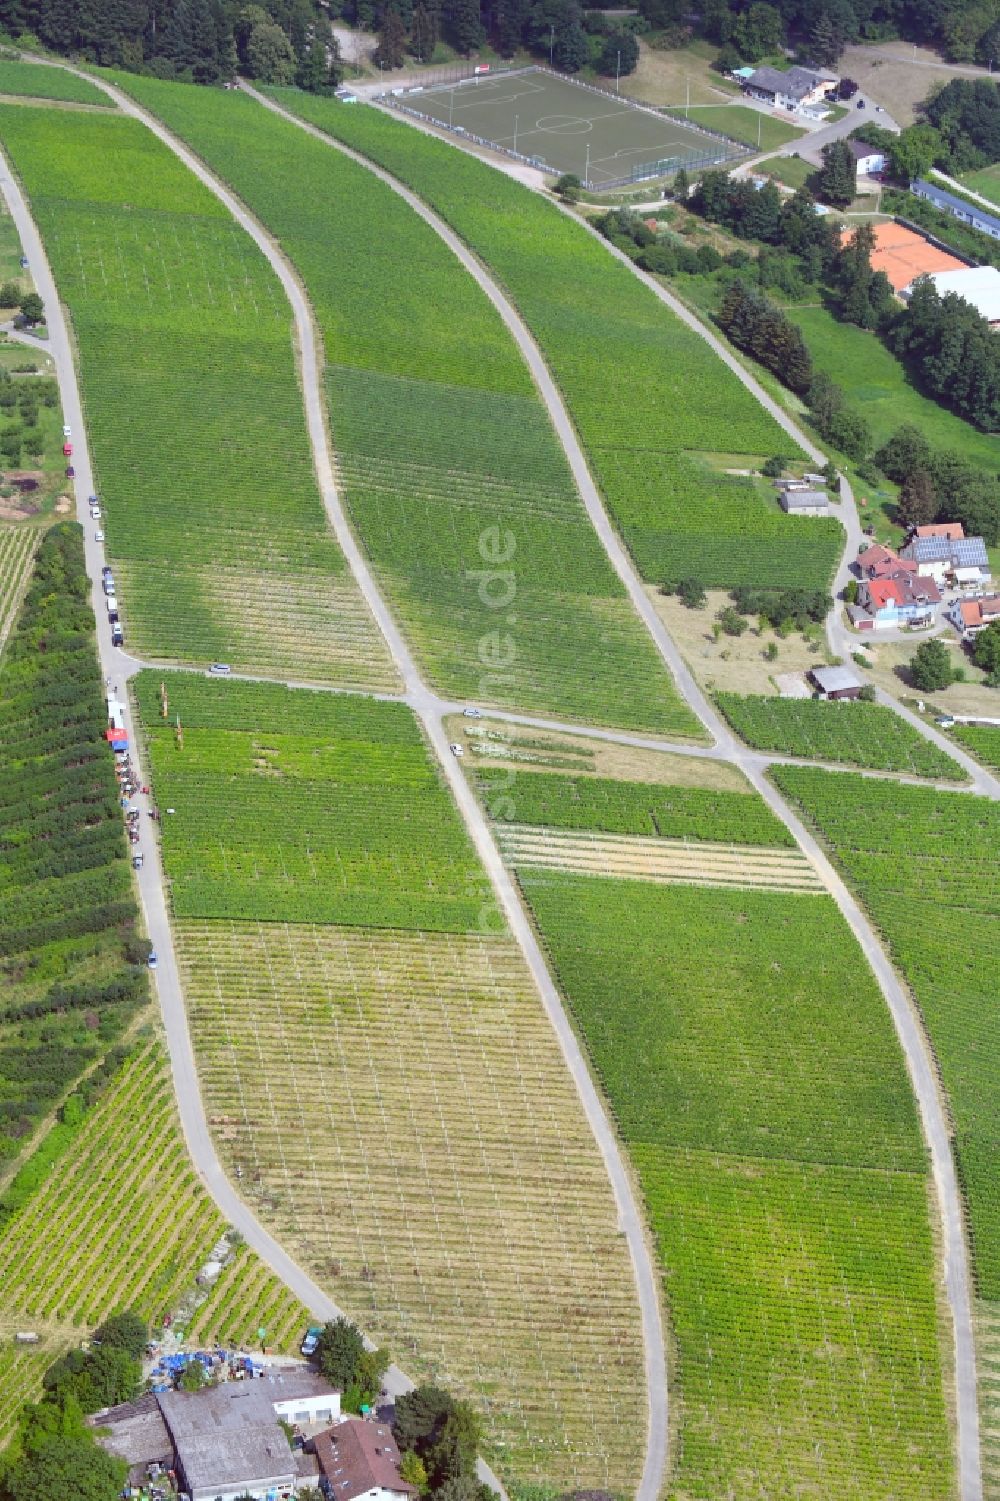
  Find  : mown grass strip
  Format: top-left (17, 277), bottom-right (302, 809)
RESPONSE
top-left (133, 671), bottom-right (492, 931)
top-left (0, 59), bottom-right (109, 105)
top-left (715, 691), bottom-right (966, 779)
top-left (521, 869), bottom-right (952, 1499)
top-left (472, 765), bottom-right (796, 845)
top-left (111, 74), bottom-right (700, 737)
top-left (0, 104), bottom-right (394, 688)
top-left (773, 764), bottom-right (1000, 1301)
top-left (259, 87), bottom-right (844, 597)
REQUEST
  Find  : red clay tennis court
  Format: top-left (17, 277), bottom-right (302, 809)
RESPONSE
top-left (842, 221), bottom-right (965, 292)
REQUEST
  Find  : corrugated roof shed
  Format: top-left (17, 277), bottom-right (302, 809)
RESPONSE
top-left (158, 1385), bottom-right (294, 1497)
top-left (810, 666), bottom-right (863, 695)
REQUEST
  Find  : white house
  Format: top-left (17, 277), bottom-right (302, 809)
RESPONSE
top-left (741, 64), bottom-right (836, 114)
top-left (845, 138), bottom-right (886, 178)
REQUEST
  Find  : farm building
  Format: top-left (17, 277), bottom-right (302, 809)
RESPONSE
top-left (313, 1418), bottom-right (416, 1501)
top-left (845, 139), bottom-right (886, 179)
top-left (741, 65), bottom-right (836, 115)
top-left (911, 178), bottom-right (1000, 241)
top-left (93, 1373), bottom-right (342, 1501)
top-left (778, 488), bottom-right (828, 514)
top-left (947, 595), bottom-right (1000, 639)
top-left (901, 264), bottom-right (1000, 325)
top-left (856, 543), bottom-right (916, 581)
top-left (856, 574), bottom-right (941, 628)
top-left (808, 666), bottom-right (864, 699)
top-left (914, 522), bottom-right (965, 541)
top-left (899, 533), bottom-right (991, 587)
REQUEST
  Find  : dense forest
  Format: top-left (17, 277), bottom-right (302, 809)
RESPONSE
top-left (2, 0), bottom-right (1000, 82)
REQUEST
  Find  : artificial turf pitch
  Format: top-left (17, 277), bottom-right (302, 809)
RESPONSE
top-left (394, 67), bottom-right (743, 187)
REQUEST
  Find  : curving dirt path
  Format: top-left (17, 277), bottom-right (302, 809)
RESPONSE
top-left (9, 59), bottom-right (985, 1499)
top-left (231, 90), bottom-right (985, 1501)
top-left (8, 65), bottom-right (666, 1501)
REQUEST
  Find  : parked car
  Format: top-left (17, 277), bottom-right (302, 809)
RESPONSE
top-left (133, 852), bottom-right (144, 870)
top-left (90, 505), bottom-right (101, 519)
top-left (463, 707), bottom-right (482, 719)
top-left (935, 716), bottom-right (956, 729)
top-left (111, 622), bottom-right (123, 646)
top-left (208, 662), bottom-right (232, 676)
top-left (62, 424), bottom-right (72, 437)
top-left (147, 950), bottom-right (158, 969)
top-left (300, 1325), bottom-right (323, 1357)
top-left (856, 98), bottom-right (865, 108)
top-left (95, 529), bottom-right (104, 542)
top-left (449, 743), bottom-right (464, 757)
top-left (65, 465), bottom-right (75, 478)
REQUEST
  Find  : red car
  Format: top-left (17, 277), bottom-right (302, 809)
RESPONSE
top-left (62, 442), bottom-right (73, 457)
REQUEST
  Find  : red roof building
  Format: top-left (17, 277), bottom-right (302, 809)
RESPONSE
top-left (914, 522), bottom-right (965, 541)
top-left (313, 1421), bottom-right (417, 1501)
top-left (856, 544), bottom-right (916, 581)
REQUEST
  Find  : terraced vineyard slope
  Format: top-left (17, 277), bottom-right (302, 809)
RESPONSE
top-left (260, 86), bottom-right (844, 596)
top-left (0, 523), bottom-right (37, 657)
top-left (470, 756), bottom-right (953, 1498)
top-left (0, 103), bottom-right (394, 688)
top-left (112, 72), bottom-right (700, 737)
top-left (715, 691), bottom-right (966, 779)
top-left (0, 1040), bottom-right (312, 1436)
top-left (773, 768), bottom-right (1000, 1298)
top-left (133, 670), bottom-right (647, 1492)
top-left (0, 522), bottom-right (145, 1167)
top-left (0, 58), bottom-right (109, 105)
top-left (954, 723), bottom-right (1000, 771)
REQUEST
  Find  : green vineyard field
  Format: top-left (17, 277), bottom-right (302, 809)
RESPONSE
top-left (773, 766), bottom-right (1000, 1299)
top-left (0, 59), bottom-right (108, 105)
top-left (521, 871), bottom-right (951, 1498)
top-left (0, 104), bottom-right (393, 688)
top-left (472, 766), bottom-right (795, 845)
top-left (716, 692), bottom-right (965, 779)
top-left (133, 672), bottom-right (491, 930)
top-left (261, 87), bottom-right (842, 596)
top-left (953, 724), bottom-right (1000, 771)
top-left (175, 917), bottom-right (646, 1491)
top-left (0, 524), bottom-right (37, 659)
top-left (0, 523), bottom-right (144, 1158)
top-left (115, 74), bottom-right (698, 737)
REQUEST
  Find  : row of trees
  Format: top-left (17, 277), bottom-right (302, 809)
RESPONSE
top-left (689, 0), bottom-right (1000, 69)
top-left (371, 0), bottom-right (641, 74)
top-left (0, 0), bottom-right (343, 89)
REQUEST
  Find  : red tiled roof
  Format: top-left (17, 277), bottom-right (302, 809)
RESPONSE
top-left (314, 1421), bottom-right (417, 1501)
top-left (866, 575), bottom-right (941, 608)
top-left (858, 544), bottom-right (916, 579)
top-left (915, 522), bottom-right (965, 540)
top-left (958, 596), bottom-right (1000, 628)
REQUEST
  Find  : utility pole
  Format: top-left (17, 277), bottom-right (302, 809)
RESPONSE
top-left (513, 112), bottom-right (518, 153)
top-left (585, 142), bottom-right (590, 187)
top-left (549, 23), bottom-right (555, 66)
top-left (616, 49), bottom-right (621, 94)
top-left (757, 110), bottom-right (761, 149)
top-left (685, 74), bottom-right (690, 118)
top-left (449, 88), bottom-right (454, 128)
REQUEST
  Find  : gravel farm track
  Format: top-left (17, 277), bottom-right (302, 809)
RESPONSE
top-left (4, 55), bottom-right (995, 1501)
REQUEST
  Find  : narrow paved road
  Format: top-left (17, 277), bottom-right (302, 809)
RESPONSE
top-left (14, 60), bottom-right (986, 1500)
top-left (245, 96), bottom-right (983, 1500)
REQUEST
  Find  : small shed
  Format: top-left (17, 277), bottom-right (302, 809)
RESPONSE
top-left (779, 488), bottom-right (828, 514)
top-left (809, 665), bottom-right (864, 700)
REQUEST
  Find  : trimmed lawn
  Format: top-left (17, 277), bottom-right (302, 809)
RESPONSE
top-left (786, 302), bottom-right (999, 470)
top-left (757, 151), bottom-right (813, 189)
top-left (665, 103), bottom-right (805, 151)
top-left (960, 162), bottom-right (1000, 209)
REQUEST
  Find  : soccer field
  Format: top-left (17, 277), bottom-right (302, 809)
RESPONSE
top-left (392, 68), bottom-right (745, 187)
